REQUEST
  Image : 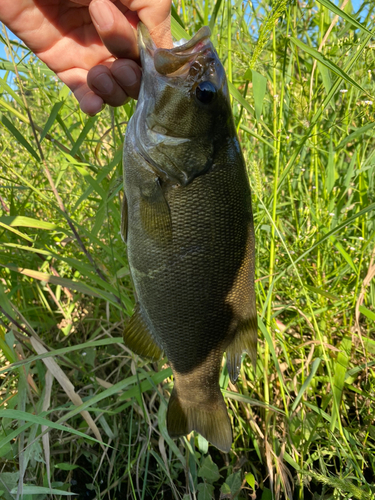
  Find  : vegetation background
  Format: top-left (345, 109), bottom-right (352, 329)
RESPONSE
top-left (0, 0), bottom-right (375, 498)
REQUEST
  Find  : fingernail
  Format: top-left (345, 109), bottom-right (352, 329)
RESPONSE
top-left (87, 102), bottom-right (106, 116)
top-left (80, 93), bottom-right (103, 116)
top-left (94, 73), bottom-right (114, 94)
top-left (118, 67), bottom-right (138, 87)
top-left (90, 0), bottom-right (114, 31)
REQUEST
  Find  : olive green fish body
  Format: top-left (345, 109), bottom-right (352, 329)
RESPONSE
top-left (122, 25), bottom-right (257, 452)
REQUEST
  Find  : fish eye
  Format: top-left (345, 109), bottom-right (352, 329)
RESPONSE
top-left (195, 81), bottom-right (216, 104)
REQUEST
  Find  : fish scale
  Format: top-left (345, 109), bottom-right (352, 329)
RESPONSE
top-left (122, 23), bottom-right (257, 452)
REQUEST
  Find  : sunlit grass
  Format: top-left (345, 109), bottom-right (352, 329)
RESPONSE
top-left (1, 1), bottom-right (375, 499)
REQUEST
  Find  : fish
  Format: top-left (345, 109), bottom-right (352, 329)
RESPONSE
top-left (121, 23), bottom-right (257, 453)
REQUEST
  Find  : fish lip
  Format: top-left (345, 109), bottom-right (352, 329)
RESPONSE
top-left (164, 25), bottom-right (211, 54)
top-left (138, 23), bottom-right (212, 76)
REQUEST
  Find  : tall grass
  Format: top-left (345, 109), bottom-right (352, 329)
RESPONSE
top-left (1, 0), bottom-right (375, 498)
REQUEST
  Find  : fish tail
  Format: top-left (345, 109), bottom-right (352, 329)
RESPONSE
top-left (166, 386), bottom-right (232, 453)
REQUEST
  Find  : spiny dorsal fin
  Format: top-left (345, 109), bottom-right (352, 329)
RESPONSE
top-left (167, 386), bottom-right (232, 453)
top-left (123, 303), bottom-right (163, 360)
top-left (226, 315), bottom-right (258, 383)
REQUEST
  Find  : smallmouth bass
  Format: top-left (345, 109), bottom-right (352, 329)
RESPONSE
top-left (122, 24), bottom-right (257, 452)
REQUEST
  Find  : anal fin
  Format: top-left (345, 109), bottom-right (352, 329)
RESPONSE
top-left (123, 303), bottom-right (163, 360)
top-left (167, 386), bottom-right (232, 453)
top-left (226, 315), bottom-right (257, 383)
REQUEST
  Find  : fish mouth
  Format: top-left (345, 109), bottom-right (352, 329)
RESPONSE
top-left (139, 23), bottom-right (212, 77)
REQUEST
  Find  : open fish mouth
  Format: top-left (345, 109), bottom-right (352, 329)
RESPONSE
top-left (139, 24), bottom-right (212, 77)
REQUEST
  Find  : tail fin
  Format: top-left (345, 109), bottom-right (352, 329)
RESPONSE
top-left (166, 387), bottom-right (232, 453)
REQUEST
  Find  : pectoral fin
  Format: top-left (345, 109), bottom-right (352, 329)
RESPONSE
top-left (226, 315), bottom-right (257, 383)
top-left (123, 303), bottom-right (163, 360)
top-left (140, 178), bottom-right (172, 243)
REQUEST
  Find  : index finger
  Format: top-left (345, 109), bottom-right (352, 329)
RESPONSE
top-left (89, 0), bottom-right (139, 59)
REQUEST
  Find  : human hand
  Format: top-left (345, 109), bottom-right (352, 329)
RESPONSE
top-left (0, 0), bottom-right (172, 115)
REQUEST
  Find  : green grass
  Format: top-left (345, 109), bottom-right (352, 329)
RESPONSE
top-left (1, 0), bottom-right (375, 499)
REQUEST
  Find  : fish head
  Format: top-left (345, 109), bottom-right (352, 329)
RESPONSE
top-left (133, 23), bottom-right (235, 187)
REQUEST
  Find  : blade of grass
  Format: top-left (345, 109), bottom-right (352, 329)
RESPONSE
top-left (1, 115), bottom-right (40, 161)
top-left (290, 37), bottom-right (368, 95)
top-left (359, 305), bottom-right (375, 322)
top-left (0, 221), bottom-right (33, 242)
top-left (0, 337), bottom-right (124, 375)
top-left (30, 336), bottom-right (104, 445)
top-left (275, 27), bottom-right (375, 200)
top-left (171, 16), bottom-right (188, 40)
top-left (40, 101), bottom-right (65, 142)
top-left (0, 264), bottom-right (120, 307)
top-left (330, 336), bottom-right (351, 431)
top-left (0, 410), bottom-right (104, 450)
top-left (337, 122), bottom-right (375, 150)
top-left (291, 358), bottom-right (321, 412)
top-left (70, 115), bottom-right (98, 157)
top-left (11, 486), bottom-right (77, 496)
top-left (0, 215), bottom-right (59, 230)
top-left (316, 0), bottom-right (372, 35)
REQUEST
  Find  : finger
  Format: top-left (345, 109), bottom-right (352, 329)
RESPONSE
top-left (80, 91), bottom-right (105, 116)
top-left (87, 62), bottom-right (140, 106)
top-left (118, 0), bottom-right (172, 30)
top-left (110, 59), bottom-right (141, 100)
top-left (149, 13), bottom-right (173, 48)
top-left (117, 0), bottom-right (173, 47)
top-left (116, 0), bottom-right (173, 48)
top-left (57, 67), bottom-right (104, 115)
top-left (89, 0), bottom-right (138, 60)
